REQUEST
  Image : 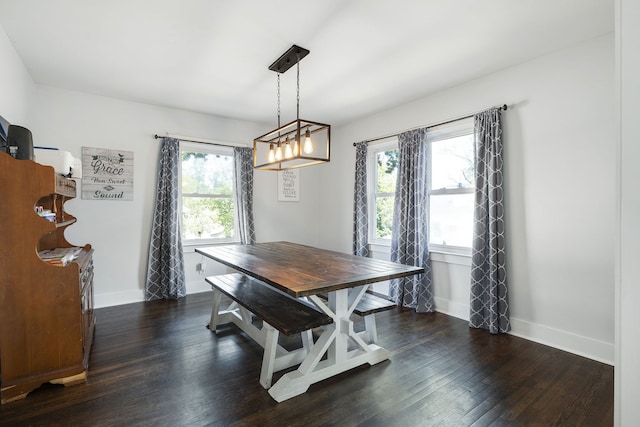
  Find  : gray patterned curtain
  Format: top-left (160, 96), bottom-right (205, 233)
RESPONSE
top-left (353, 141), bottom-right (369, 257)
top-left (469, 108), bottom-right (510, 333)
top-left (233, 147), bottom-right (256, 244)
top-left (389, 128), bottom-right (434, 312)
top-left (145, 137), bottom-right (186, 300)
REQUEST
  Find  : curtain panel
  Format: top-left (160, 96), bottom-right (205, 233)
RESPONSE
top-left (145, 137), bottom-right (186, 300)
top-left (469, 108), bottom-right (510, 333)
top-left (389, 128), bottom-right (434, 312)
top-left (352, 141), bottom-right (369, 257)
top-left (233, 147), bottom-right (256, 245)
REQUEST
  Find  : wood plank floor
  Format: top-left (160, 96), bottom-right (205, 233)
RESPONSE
top-left (0, 292), bottom-right (613, 426)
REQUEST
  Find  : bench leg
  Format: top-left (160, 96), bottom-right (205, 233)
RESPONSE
top-left (208, 289), bottom-right (223, 332)
top-left (301, 329), bottom-right (314, 352)
top-left (260, 324), bottom-right (279, 389)
top-left (363, 314), bottom-right (378, 344)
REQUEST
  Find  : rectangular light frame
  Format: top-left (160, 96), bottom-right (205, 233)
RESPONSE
top-left (253, 119), bottom-right (330, 171)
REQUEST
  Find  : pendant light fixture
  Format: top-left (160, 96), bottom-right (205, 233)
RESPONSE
top-left (253, 45), bottom-right (330, 170)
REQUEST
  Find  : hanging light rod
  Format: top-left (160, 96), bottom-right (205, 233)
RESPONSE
top-left (268, 45), bottom-right (310, 73)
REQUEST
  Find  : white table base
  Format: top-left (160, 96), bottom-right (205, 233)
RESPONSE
top-left (269, 286), bottom-right (391, 402)
top-left (209, 284), bottom-right (390, 402)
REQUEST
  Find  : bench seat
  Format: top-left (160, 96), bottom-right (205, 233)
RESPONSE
top-left (206, 273), bottom-right (332, 388)
top-left (208, 273), bottom-right (332, 335)
top-left (352, 292), bottom-right (396, 316)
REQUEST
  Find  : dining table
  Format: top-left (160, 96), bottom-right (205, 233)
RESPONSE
top-left (196, 241), bottom-right (424, 402)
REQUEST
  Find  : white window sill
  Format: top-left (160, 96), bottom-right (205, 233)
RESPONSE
top-left (367, 242), bottom-right (471, 267)
top-left (430, 251), bottom-right (471, 267)
top-left (182, 240), bottom-right (240, 253)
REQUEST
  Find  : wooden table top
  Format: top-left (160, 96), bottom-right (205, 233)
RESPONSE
top-left (196, 241), bottom-right (424, 298)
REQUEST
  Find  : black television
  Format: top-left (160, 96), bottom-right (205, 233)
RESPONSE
top-left (0, 115), bottom-right (34, 160)
top-left (0, 114), bottom-right (8, 146)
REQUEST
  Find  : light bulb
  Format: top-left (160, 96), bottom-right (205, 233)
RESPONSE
top-left (293, 138), bottom-right (299, 156)
top-left (275, 141), bottom-right (283, 161)
top-left (268, 143), bottom-right (275, 163)
top-left (303, 129), bottom-right (313, 154)
top-left (284, 137), bottom-right (293, 158)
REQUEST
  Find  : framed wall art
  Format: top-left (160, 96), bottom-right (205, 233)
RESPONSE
top-left (277, 169), bottom-right (299, 202)
top-left (82, 147), bottom-right (134, 200)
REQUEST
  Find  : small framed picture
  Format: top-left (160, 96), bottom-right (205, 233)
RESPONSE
top-left (277, 169), bottom-right (299, 202)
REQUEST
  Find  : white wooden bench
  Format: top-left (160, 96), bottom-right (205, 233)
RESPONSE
top-left (206, 273), bottom-right (333, 388)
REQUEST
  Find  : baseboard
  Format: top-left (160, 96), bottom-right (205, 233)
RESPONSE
top-left (508, 317), bottom-right (614, 366)
top-left (434, 296), bottom-right (470, 321)
top-left (186, 279), bottom-right (211, 294)
top-left (433, 297), bottom-right (614, 366)
top-left (95, 289), bottom-right (145, 309)
top-left (94, 281), bottom-right (212, 309)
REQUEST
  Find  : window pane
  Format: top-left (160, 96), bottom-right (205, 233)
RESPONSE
top-left (429, 193), bottom-right (474, 247)
top-left (182, 196), bottom-right (235, 240)
top-left (179, 144), bottom-right (237, 244)
top-left (182, 152), bottom-right (233, 195)
top-left (376, 149), bottom-right (398, 192)
top-left (431, 134), bottom-right (474, 190)
top-left (375, 196), bottom-right (394, 239)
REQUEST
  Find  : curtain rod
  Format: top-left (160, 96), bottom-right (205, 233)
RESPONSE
top-left (353, 104), bottom-right (507, 146)
top-left (154, 134), bottom-right (248, 148)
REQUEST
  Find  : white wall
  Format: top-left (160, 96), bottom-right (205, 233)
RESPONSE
top-left (615, 0), bottom-right (640, 424)
top-left (0, 24), bottom-right (36, 126)
top-left (29, 86), bottom-right (325, 307)
top-left (28, 86), bottom-right (281, 307)
top-left (319, 34), bottom-right (615, 364)
top-left (253, 162), bottom-right (327, 247)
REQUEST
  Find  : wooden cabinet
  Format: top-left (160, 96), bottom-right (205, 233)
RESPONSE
top-left (0, 151), bottom-right (95, 403)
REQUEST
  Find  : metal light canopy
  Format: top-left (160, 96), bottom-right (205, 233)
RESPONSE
top-left (254, 45), bottom-right (330, 170)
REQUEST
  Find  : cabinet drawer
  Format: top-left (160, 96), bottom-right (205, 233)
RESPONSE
top-left (79, 256), bottom-right (94, 292)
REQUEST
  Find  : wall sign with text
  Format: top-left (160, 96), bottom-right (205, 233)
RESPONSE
top-left (81, 147), bottom-right (134, 200)
top-left (277, 169), bottom-right (299, 202)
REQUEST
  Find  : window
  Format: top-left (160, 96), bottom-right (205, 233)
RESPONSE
top-left (369, 139), bottom-right (398, 243)
top-left (180, 142), bottom-right (238, 245)
top-left (427, 117), bottom-right (475, 252)
top-left (367, 117), bottom-right (475, 254)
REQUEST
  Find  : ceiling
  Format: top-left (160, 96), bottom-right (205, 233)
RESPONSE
top-left (0, 0), bottom-right (613, 126)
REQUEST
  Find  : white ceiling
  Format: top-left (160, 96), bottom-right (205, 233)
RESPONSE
top-left (0, 0), bottom-right (613, 126)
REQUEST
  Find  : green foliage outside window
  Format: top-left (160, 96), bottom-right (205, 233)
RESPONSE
top-left (376, 196), bottom-right (394, 239)
top-left (182, 197), bottom-right (234, 239)
top-left (181, 151), bottom-right (235, 240)
top-left (375, 149), bottom-right (398, 240)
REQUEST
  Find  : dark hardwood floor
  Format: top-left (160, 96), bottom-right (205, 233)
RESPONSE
top-left (0, 292), bottom-right (613, 426)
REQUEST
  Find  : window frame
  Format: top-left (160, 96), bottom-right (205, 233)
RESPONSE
top-left (426, 117), bottom-right (475, 255)
top-left (179, 141), bottom-right (240, 248)
top-left (366, 118), bottom-right (475, 256)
